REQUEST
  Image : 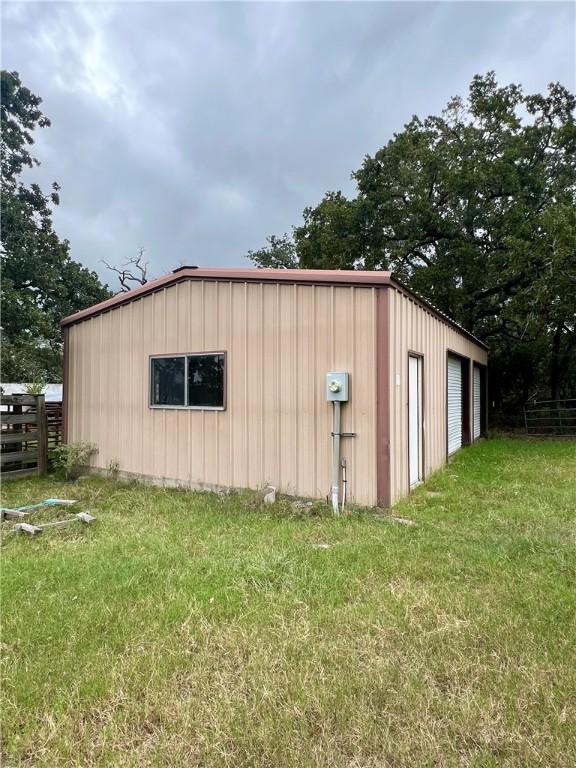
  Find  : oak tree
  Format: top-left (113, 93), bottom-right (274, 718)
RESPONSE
top-left (249, 73), bottom-right (576, 414)
top-left (1, 70), bottom-right (111, 382)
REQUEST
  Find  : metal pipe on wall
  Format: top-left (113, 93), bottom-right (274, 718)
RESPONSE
top-left (331, 400), bottom-right (341, 515)
top-left (341, 457), bottom-right (347, 513)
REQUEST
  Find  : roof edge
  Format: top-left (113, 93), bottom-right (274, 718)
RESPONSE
top-left (60, 267), bottom-right (487, 350)
top-left (388, 277), bottom-right (488, 350)
top-left (60, 268), bottom-right (392, 327)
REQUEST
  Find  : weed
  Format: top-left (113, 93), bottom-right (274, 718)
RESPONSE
top-left (49, 441), bottom-right (98, 480)
top-left (1, 438), bottom-right (575, 767)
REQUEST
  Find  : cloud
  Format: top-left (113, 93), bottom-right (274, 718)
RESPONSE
top-left (2, 1), bottom-right (574, 287)
top-left (35, 5), bottom-right (133, 110)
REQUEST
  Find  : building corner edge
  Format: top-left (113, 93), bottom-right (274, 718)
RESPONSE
top-left (62, 326), bottom-right (69, 444)
top-left (376, 286), bottom-right (391, 508)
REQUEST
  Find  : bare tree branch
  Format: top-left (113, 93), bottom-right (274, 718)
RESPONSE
top-left (101, 248), bottom-right (149, 292)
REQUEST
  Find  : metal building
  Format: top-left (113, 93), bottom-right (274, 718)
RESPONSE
top-left (62, 268), bottom-right (487, 508)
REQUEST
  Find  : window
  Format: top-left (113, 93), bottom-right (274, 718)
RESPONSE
top-left (151, 357), bottom-right (186, 406)
top-left (150, 353), bottom-right (225, 409)
top-left (187, 354), bottom-right (225, 408)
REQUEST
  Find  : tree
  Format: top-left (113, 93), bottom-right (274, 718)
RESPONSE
top-left (1, 70), bottom-right (111, 382)
top-left (248, 234), bottom-right (298, 269)
top-left (102, 247), bottom-right (150, 292)
top-left (248, 73), bottom-right (576, 417)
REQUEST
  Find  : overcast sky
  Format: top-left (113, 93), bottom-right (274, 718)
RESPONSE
top-left (3, 1), bottom-right (575, 287)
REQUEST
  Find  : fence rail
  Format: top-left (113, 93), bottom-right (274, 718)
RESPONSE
top-left (1, 394), bottom-right (47, 478)
top-left (1, 395), bottom-right (63, 478)
top-left (524, 399), bottom-right (576, 437)
top-left (46, 401), bottom-right (63, 447)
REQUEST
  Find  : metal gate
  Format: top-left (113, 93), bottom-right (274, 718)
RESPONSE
top-left (524, 400), bottom-right (576, 436)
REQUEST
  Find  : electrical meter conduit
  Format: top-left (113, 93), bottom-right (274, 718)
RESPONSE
top-left (326, 372), bottom-right (349, 515)
top-left (331, 400), bottom-right (341, 515)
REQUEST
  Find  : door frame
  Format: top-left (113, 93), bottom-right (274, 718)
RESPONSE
top-left (407, 351), bottom-right (425, 491)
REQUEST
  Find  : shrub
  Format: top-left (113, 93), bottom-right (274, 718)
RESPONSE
top-left (24, 377), bottom-right (47, 395)
top-left (50, 442), bottom-right (98, 480)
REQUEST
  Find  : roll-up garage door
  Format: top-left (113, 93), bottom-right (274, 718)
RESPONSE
top-left (473, 365), bottom-right (481, 440)
top-left (474, 365), bottom-right (482, 440)
top-left (447, 356), bottom-right (462, 455)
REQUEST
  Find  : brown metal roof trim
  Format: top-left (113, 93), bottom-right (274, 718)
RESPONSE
top-left (376, 287), bottom-right (391, 507)
top-left (60, 268), bottom-right (392, 327)
top-left (60, 267), bottom-right (487, 350)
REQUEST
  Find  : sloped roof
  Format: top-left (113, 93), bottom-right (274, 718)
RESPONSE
top-left (61, 267), bottom-right (487, 349)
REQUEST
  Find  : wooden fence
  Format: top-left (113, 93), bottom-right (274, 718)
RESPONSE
top-left (0, 394), bottom-right (63, 479)
top-left (46, 401), bottom-right (63, 447)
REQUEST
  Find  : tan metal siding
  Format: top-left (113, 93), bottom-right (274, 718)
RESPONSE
top-left (387, 287), bottom-right (488, 505)
top-left (67, 281), bottom-right (378, 505)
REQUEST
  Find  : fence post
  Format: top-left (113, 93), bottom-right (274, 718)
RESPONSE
top-left (523, 405), bottom-right (528, 435)
top-left (37, 394), bottom-right (48, 475)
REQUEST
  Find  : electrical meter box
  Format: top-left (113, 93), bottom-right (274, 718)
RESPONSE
top-left (325, 372), bottom-right (349, 402)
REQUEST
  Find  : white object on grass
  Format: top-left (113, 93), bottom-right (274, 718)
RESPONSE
top-left (14, 511), bottom-right (95, 535)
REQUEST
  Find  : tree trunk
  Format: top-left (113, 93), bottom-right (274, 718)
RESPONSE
top-left (549, 322), bottom-right (564, 401)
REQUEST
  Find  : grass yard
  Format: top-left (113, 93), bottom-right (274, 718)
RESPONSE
top-left (1, 438), bottom-right (575, 767)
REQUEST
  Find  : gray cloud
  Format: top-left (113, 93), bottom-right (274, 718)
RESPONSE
top-left (3, 1), bottom-right (574, 287)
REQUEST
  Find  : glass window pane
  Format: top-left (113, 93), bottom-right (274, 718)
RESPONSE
top-left (187, 354), bottom-right (224, 408)
top-left (151, 357), bottom-right (185, 406)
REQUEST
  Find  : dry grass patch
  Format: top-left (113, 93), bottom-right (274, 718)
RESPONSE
top-left (1, 438), bottom-right (575, 766)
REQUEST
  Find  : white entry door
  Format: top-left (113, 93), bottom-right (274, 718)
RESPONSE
top-left (408, 355), bottom-right (423, 487)
top-left (447, 355), bottom-right (463, 455)
top-left (473, 365), bottom-right (481, 440)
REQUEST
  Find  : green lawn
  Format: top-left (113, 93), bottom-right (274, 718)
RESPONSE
top-left (1, 438), bottom-right (575, 767)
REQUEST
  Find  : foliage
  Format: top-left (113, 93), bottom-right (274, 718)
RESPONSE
top-left (247, 233), bottom-right (298, 269)
top-left (249, 73), bottom-right (576, 417)
top-left (50, 441), bottom-right (97, 480)
top-left (0, 70), bottom-right (112, 383)
top-left (23, 376), bottom-right (47, 395)
top-left (2, 439), bottom-right (575, 766)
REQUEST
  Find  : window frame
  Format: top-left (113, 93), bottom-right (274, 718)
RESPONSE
top-left (149, 352), bottom-right (227, 411)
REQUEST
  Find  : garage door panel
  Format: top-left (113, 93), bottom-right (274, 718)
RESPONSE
top-left (447, 356), bottom-right (462, 455)
top-left (473, 365), bottom-right (481, 440)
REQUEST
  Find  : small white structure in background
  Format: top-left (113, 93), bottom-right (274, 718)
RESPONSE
top-left (0, 384), bottom-right (62, 408)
